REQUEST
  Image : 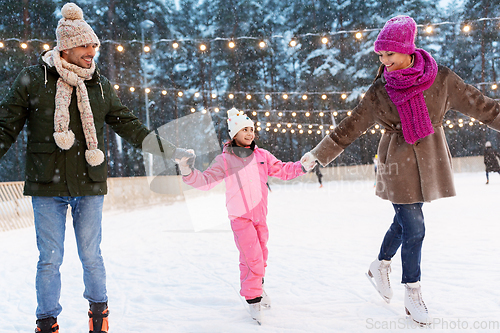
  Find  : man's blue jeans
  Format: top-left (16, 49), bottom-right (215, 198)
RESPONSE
top-left (32, 196), bottom-right (107, 319)
top-left (378, 203), bottom-right (425, 284)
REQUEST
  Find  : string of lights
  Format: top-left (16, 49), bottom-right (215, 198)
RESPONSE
top-left (1, 16), bottom-right (499, 51)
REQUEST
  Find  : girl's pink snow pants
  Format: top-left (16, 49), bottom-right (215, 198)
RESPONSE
top-left (231, 217), bottom-right (269, 300)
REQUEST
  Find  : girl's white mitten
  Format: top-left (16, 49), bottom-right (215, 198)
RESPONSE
top-left (300, 152), bottom-right (317, 171)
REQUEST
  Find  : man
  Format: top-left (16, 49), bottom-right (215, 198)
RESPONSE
top-left (0, 3), bottom-right (192, 332)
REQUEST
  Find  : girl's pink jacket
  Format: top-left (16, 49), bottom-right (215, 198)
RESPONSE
top-left (183, 145), bottom-right (305, 221)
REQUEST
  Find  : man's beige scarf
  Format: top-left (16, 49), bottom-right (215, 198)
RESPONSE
top-left (43, 48), bottom-right (104, 166)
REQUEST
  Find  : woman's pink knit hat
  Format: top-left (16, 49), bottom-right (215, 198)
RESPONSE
top-left (374, 15), bottom-right (417, 54)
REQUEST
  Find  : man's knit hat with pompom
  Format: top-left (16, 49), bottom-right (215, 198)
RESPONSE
top-left (56, 3), bottom-right (100, 50)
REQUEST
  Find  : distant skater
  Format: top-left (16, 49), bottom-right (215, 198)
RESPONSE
top-left (484, 141), bottom-right (500, 184)
top-left (313, 163), bottom-right (323, 188)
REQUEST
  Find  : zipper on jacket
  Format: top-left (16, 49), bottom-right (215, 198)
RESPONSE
top-left (43, 65), bottom-right (48, 87)
top-left (97, 73), bottom-right (104, 99)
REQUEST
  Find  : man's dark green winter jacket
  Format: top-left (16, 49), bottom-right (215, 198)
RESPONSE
top-left (0, 52), bottom-right (175, 197)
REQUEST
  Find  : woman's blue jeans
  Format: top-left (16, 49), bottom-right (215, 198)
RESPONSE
top-left (32, 196), bottom-right (107, 319)
top-left (378, 203), bottom-right (425, 284)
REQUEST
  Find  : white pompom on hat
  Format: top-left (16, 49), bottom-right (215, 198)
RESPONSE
top-left (227, 108), bottom-right (254, 139)
top-left (485, 141), bottom-right (492, 148)
top-left (56, 3), bottom-right (100, 51)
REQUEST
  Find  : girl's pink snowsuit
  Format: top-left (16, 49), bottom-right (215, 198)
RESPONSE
top-left (183, 145), bottom-right (305, 300)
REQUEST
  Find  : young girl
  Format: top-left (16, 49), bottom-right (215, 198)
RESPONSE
top-left (176, 108), bottom-right (305, 324)
top-left (301, 15), bottom-right (500, 325)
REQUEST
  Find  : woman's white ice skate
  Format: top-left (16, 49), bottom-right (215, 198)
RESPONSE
top-left (366, 259), bottom-right (393, 303)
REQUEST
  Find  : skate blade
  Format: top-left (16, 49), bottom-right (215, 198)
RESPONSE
top-left (365, 272), bottom-right (391, 304)
top-left (405, 308), bottom-right (431, 327)
top-left (253, 318), bottom-right (262, 325)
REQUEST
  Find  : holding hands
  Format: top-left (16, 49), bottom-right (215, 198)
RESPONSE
top-left (173, 148), bottom-right (196, 176)
top-left (300, 152), bottom-right (318, 172)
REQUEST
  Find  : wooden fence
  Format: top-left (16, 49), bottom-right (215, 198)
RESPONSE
top-left (0, 156), bottom-right (485, 232)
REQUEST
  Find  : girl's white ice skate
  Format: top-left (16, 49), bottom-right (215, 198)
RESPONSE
top-left (261, 286), bottom-right (271, 308)
top-left (249, 302), bottom-right (262, 325)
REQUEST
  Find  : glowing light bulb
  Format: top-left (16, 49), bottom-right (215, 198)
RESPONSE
top-left (289, 40), bottom-right (297, 47)
top-left (130, 87), bottom-right (135, 92)
top-left (228, 93), bottom-right (234, 99)
top-left (228, 41), bottom-right (235, 49)
top-left (172, 42), bottom-right (179, 49)
top-left (302, 94), bottom-right (308, 100)
top-left (321, 37), bottom-right (328, 44)
top-left (265, 112), bottom-right (270, 117)
top-left (116, 45), bottom-right (124, 52)
top-left (305, 112), bottom-right (310, 117)
top-left (492, 84), bottom-right (498, 90)
top-left (200, 44), bottom-right (207, 51)
top-left (194, 92), bottom-right (200, 98)
top-left (278, 112), bottom-right (283, 117)
top-left (292, 112), bottom-right (297, 117)
top-left (21, 43), bottom-right (28, 49)
top-left (143, 45), bottom-right (150, 52)
top-left (355, 32), bottom-right (363, 39)
top-left (425, 26), bottom-right (433, 34)
top-left (113, 85), bottom-right (119, 90)
top-left (265, 94), bottom-right (271, 100)
top-left (321, 94), bottom-right (327, 100)
top-left (178, 91), bottom-right (183, 97)
top-left (319, 112), bottom-right (324, 117)
top-left (212, 93), bottom-right (217, 99)
top-left (162, 90), bottom-right (167, 95)
top-left (43, 44), bottom-right (50, 50)
top-left (191, 108), bottom-right (196, 113)
top-left (341, 93), bottom-right (347, 100)
top-left (463, 25), bottom-right (471, 32)
top-left (145, 88), bottom-right (151, 94)
top-left (246, 94), bottom-right (252, 100)
top-left (259, 41), bottom-right (266, 48)
top-left (282, 94), bottom-right (288, 100)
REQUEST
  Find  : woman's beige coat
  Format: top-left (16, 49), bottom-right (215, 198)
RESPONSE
top-left (312, 66), bottom-right (500, 204)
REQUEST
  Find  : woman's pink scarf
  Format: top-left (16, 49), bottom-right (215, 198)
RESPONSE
top-left (384, 49), bottom-right (438, 144)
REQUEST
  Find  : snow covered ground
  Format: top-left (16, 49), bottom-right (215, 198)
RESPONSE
top-left (1, 172), bottom-right (499, 333)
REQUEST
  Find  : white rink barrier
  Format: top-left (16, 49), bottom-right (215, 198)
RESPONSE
top-left (0, 156), bottom-right (485, 232)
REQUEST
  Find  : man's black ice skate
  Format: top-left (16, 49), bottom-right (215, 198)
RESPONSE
top-left (35, 317), bottom-right (59, 333)
top-left (88, 302), bottom-right (109, 333)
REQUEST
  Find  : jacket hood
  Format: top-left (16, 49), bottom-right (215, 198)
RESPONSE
top-left (223, 140), bottom-right (257, 158)
top-left (39, 49), bottom-right (101, 85)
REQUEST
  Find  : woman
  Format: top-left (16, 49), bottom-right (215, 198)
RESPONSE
top-left (301, 15), bottom-right (500, 325)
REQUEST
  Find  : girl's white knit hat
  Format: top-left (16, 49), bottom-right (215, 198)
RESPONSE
top-left (227, 108), bottom-right (254, 139)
